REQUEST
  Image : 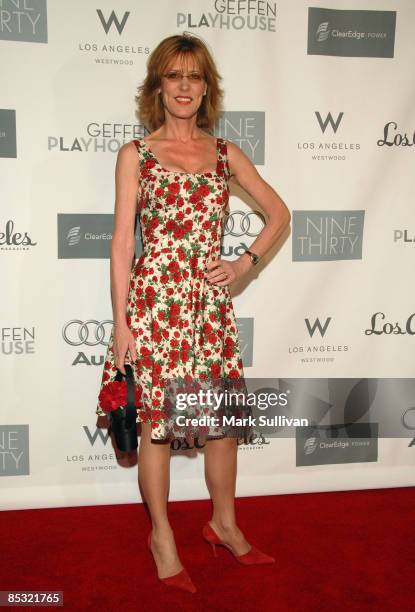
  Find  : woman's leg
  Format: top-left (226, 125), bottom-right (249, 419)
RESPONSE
top-left (203, 436), bottom-right (251, 555)
top-left (138, 422), bottom-right (184, 578)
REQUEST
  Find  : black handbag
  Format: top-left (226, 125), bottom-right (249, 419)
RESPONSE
top-left (108, 363), bottom-right (138, 452)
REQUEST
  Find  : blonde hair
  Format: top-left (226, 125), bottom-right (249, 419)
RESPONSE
top-left (135, 33), bottom-right (224, 133)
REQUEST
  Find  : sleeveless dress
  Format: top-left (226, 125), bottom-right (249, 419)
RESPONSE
top-left (96, 136), bottom-right (251, 442)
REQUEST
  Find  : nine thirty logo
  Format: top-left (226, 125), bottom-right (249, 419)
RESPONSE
top-left (215, 111), bottom-right (265, 165)
top-left (223, 211), bottom-right (265, 237)
top-left (63, 320), bottom-right (113, 346)
top-left (292, 210), bottom-right (365, 261)
top-left (0, 425), bottom-right (30, 477)
top-left (315, 112), bottom-right (343, 134)
top-left (0, 0), bottom-right (47, 43)
top-left (96, 9), bottom-right (130, 34)
top-left (305, 317), bottom-right (332, 338)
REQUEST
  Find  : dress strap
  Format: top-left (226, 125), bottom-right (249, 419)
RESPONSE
top-left (216, 137), bottom-right (231, 179)
top-left (132, 138), bottom-right (154, 175)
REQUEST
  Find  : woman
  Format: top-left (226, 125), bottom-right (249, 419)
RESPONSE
top-left (96, 32), bottom-right (291, 593)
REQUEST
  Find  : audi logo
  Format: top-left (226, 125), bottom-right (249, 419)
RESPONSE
top-left (401, 407), bottom-right (415, 431)
top-left (62, 320), bottom-right (113, 346)
top-left (223, 210), bottom-right (265, 237)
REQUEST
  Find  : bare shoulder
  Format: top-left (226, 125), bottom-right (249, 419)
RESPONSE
top-left (118, 140), bottom-right (140, 161)
top-left (115, 140), bottom-right (140, 173)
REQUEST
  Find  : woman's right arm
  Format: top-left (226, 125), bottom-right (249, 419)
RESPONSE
top-left (110, 142), bottom-right (141, 372)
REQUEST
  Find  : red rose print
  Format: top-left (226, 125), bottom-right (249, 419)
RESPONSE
top-left (168, 260), bottom-right (179, 273)
top-left (166, 219), bottom-right (177, 232)
top-left (211, 363), bottom-right (221, 378)
top-left (197, 184), bottom-right (210, 197)
top-left (168, 182), bottom-right (180, 195)
top-left (96, 138), bottom-right (248, 442)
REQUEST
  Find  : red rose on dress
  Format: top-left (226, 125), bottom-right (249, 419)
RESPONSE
top-left (168, 182), bottom-right (180, 195)
top-left (189, 192), bottom-right (200, 204)
top-left (183, 219), bottom-right (193, 232)
top-left (142, 355), bottom-right (152, 368)
top-left (145, 158), bottom-right (156, 169)
top-left (168, 260), bottom-right (179, 273)
top-left (228, 369), bottom-right (240, 379)
top-left (169, 349), bottom-right (179, 362)
top-left (211, 363), bottom-right (221, 378)
top-left (224, 346), bottom-right (234, 358)
top-left (173, 226), bottom-right (185, 240)
top-left (197, 184), bottom-right (211, 197)
top-left (203, 322), bottom-right (213, 335)
top-left (166, 219), bottom-right (177, 232)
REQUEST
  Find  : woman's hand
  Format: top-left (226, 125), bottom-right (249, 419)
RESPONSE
top-left (113, 323), bottom-right (138, 374)
top-left (204, 254), bottom-right (252, 286)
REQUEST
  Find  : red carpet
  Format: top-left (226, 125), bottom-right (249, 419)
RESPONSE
top-left (1, 487), bottom-right (414, 611)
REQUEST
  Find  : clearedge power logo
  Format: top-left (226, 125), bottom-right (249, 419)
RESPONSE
top-left (307, 8), bottom-right (396, 58)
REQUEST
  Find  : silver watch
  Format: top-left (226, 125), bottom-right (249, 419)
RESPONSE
top-left (245, 249), bottom-right (260, 265)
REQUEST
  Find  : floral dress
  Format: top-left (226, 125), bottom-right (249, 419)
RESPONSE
top-left (96, 136), bottom-right (251, 442)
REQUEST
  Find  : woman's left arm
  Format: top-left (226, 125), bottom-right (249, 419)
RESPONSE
top-left (206, 140), bottom-right (291, 285)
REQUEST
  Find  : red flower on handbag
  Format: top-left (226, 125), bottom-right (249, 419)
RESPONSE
top-left (98, 380), bottom-right (142, 414)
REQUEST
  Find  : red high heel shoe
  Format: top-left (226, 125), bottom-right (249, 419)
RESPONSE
top-left (202, 522), bottom-right (275, 565)
top-left (147, 532), bottom-right (197, 593)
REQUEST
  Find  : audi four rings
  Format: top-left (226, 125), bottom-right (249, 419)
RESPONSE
top-left (62, 320), bottom-right (113, 346)
top-left (223, 210), bottom-right (265, 237)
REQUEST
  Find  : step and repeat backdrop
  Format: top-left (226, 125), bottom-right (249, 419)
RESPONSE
top-left (1, 0), bottom-right (414, 510)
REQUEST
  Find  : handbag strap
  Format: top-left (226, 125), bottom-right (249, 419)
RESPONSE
top-left (114, 364), bottom-right (136, 427)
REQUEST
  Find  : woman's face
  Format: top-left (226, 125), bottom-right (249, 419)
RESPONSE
top-left (158, 54), bottom-right (206, 123)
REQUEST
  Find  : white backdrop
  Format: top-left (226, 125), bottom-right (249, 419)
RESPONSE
top-left (1, 0), bottom-right (414, 510)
